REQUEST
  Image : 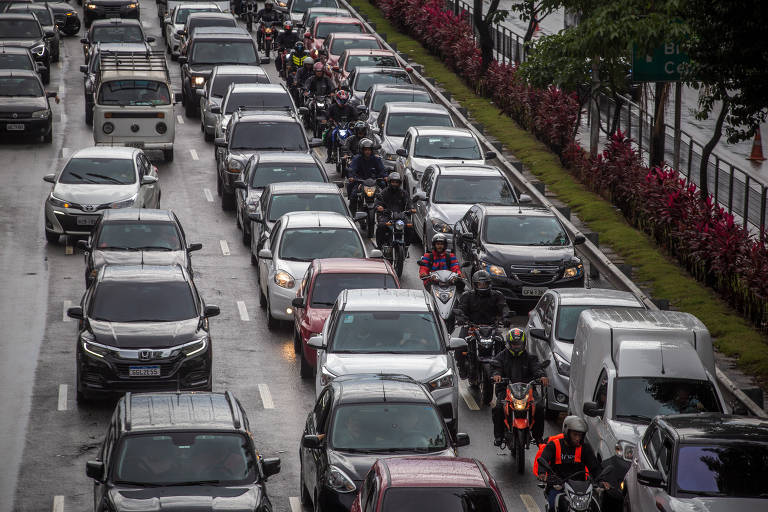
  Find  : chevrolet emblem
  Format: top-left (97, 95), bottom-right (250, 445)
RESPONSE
top-left (530, 269), bottom-right (541, 274)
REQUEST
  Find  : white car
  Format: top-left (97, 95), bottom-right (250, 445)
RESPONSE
top-left (164, 2), bottom-right (221, 58)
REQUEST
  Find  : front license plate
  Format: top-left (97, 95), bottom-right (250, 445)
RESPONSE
top-left (6, 123), bottom-right (25, 131)
top-left (129, 366), bottom-right (160, 377)
top-left (125, 142), bottom-right (144, 148)
top-left (522, 286), bottom-right (547, 297)
top-left (76, 216), bottom-right (98, 226)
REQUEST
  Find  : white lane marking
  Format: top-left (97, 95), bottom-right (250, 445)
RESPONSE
top-left (237, 300), bottom-right (250, 321)
top-left (63, 300), bottom-right (71, 322)
top-left (177, 114), bottom-right (184, 124)
top-left (258, 383), bottom-right (274, 409)
top-left (190, 149), bottom-right (199, 160)
top-left (57, 384), bottom-right (68, 411)
top-left (52, 495), bottom-right (64, 512)
top-left (220, 239), bottom-right (230, 256)
top-left (289, 497), bottom-right (301, 512)
top-left (203, 188), bottom-right (214, 202)
top-left (459, 380), bottom-right (480, 411)
top-left (520, 494), bottom-right (541, 512)
top-left (64, 243), bottom-right (73, 255)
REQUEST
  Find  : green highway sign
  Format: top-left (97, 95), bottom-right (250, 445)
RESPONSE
top-left (632, 42), bottom-right (689, 82)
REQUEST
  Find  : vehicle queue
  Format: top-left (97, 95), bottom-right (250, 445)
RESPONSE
top-left (2, 0), bottom-right (766, 511)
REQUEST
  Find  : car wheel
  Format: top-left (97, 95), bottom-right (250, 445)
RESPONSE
top-left (42, 68), bottom-right (50, 85)
top-left (293, 329), bottom-right (301, 354)
top-left (85, 103), bottom-right (93, 126)
top-left (266, 294), bottom-right (278, 331)
top-left (300, 348), bottom-right (313, 379)
top-left (241, 221), bottom-right (250, 245)
top-left (221, 192), bottom-right (235, 211)
top-left (216, 173), bottom-right (223, 196)
top-left (184, 100), bottom-right (197, 118)
top-left (45, 229), bottom-right (59, 243)
top-left (259, 283), bottom-right (267, 308)
top-left (43, 128), bottom-right (52, 143)
top-left (544, 394), bottom-right (560, 420)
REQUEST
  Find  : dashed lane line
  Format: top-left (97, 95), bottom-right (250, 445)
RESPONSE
top-left (258, 384), bottom-right (274, 409)
top-left (289, 497), bottom-right (301, 512)
top-left (177, 115), bottom-right (184, 124)
top-left (57, 384), bottom-right (67, 411)
top-left (190, 149), bottom-right (199, 160)
top-left (204, 188), bottom-right (214, 202)
top-left (63, 300), bottom-right (71, 322)
top-left (237, 300), bottom-right (250, 321)
top-left (459, 380), bottom-right (480, 411)
top-left (220, 240), bottom-right (230, 256)
top-left (52, 495), bottom-right (64, 512)
top-left (520, 494), bottom-right (541, 512)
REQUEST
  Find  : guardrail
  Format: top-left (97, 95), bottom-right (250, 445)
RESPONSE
top-left (341, 0), bottom-right (766, 417)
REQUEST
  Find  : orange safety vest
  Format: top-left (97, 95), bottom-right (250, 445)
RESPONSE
top-left (533, 434), bottom-right (589, 477)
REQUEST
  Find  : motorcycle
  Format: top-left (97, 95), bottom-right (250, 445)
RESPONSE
top-left (464, 323), bottom-right (504, 405)
top-left (333, 119), bottom-right (352, 173)
top-left (308, 94), bottom-right (329, 139)
top-left (258, 20), bottom-right (281, 59)
top-left (351, 177), bottom-right (386, 238)
top-left (243, 1), bottom-right (256, 32)
top-left (536, 467), bottom-right (604, 512)
top-left (378, 209), bottom-right (411, 278)
top-left (426, 271), bottom-right (461, 334)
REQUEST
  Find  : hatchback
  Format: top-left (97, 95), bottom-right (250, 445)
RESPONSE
top-left (305, 16), bottom-right (365, 51)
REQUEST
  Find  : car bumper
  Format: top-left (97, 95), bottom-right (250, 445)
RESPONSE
top-left (45, 202), bottom-right (104, 236)
top-left (94, 140), bottom-right (174, 151)
top-left (1, 117), bottom-right (51, 138)
top-left (83, 6), bottom-right (140, 22)
top-left (318, 484), bottom-right (359, 512)
top-left (491, 274), bottom-right (585, 305)
top-left (268, 282), bottom-right (297, 321)
top-left (544, 366), bottom-right (570, 411)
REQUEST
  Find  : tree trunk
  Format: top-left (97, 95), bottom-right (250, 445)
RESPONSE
top-left (522, 0), bottom-right (536, 44)
top-left (474, 0), bottom-right (500, 72)
top-left (699, 98), bottom-right (728, 198)
top-left (650, 82), bottom-right (669, 168)
top-left (589, 58), bottom-right (600, 157)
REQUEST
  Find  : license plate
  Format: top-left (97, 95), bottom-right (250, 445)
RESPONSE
top-left (6, 123), bottom-right (25, 131)
top-left (125, 142), bottom-right (144, 148)
top-left (129, 365), bottom-right (160, 377)
top-left (76, 216), bottom-right (98, 226)
top-left (522, 286), bottom-right (547, 297)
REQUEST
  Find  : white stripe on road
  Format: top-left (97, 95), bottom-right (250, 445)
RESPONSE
top-left (177, 114), bottom-right (184, 124)
top-left (289, 497), bottom-right (301, 512)
top-left (190, 149), bottom-right (199, 160)
top-left (203, 188), bottom-right (214, 202)
top-left (258, 383), bottom-right (274, 409)
top-left (52, 495), bottom-right (64, 512)
top-left (459, 380), bottom-right (480, 411)
top-left (57, 384), bottom-right (68, 411)
top-left (220, 239), bottom-right (230, 256)
top-left (63, 300), bottom-right (71, 322)
top-left (520, 494), bottom-right (541, 512)
top-left (237, 300), bottom-right (250, 321)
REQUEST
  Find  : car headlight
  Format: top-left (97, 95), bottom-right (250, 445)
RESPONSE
top-left (554, 352), bottom-right (570, 377)
top-left (563, 264), bottom-right (583, 279)
top-left (181, 337), bottom-right (207, 357)
top-left (426, 369), bottom-right (454, 391)
top-left (385, 153), bottom-right (397, 161)
top-left (66, 11), bottom-right (76, 16)
top-left (48, 193), bottom-right (70, 208)
top-left (126, 3), bottom-right (138, 8)
top-left (326, 465), bottom-right (356, 493)
top-left (274, 270), bottom-right (295, 288)
top-left (319, 366), bottom-right (336, 387)
top-left (486, 264), bottom-right (506, 277)
top-left (32, 109), bottom-right (50, 119)
top-left (86, 4), bottom-right (97, 10)
top-left (277, 1), bottom-right (287, 6)
top-left (615, 440), bottom-right (636, 461)
top-left (192, 76), bottom-right (205, 87)
top-left (227, 158), bottom-right (244, 174)
top-left (31, 43), bottom-right (46, 56)
top-left (82, 338), bottom-right (113, 359)
top-left (111, 195), bottom-right (137, 209)
top-left (430, 218), bottom-right (452, 233)
top-left (102, 121), bottom-right (114, 134)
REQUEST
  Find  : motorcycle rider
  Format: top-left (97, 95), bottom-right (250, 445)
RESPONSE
top-left (348, 138), bottom-right (387, 211)
top-left (374, 172), bottom-right (413, 250)
top-left (325, 90), bottom-right (357, 163)
top-left (490, 328), bottom-right (548, 447)
top-left (303, 61), bottom-right (335, 97)
top-left (418, 233), bottom-right (462, 289)
top-left (255, 1), bottom-right (282, 47)
top-left (274, 20), bottom-right (299, 73)
top-left (293, 56), bottom-right (314, 102)
top-left (347, 121), bottom-right (371, 155)
top-left (286, 41), bottom-right (309, 88)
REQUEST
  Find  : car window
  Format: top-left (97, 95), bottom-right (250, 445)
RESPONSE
top-left (230, 122), bottom-right (306, 151)
top-left (413, 135), bottom-right (482, 160)
top-left (354, 71), bottom-right (411, 93)
top-left (0, 53), bottom-right (33, 70)
top-left (330, 311), bottom-right (442, 353)
top-left (293, 0), bottom-right (340, 14)
top-left (92, 25), bottom-right (144, 43)
top-left (98, 80), bottom-right (171, 106)
top-left (675, 443), bottom-right (768, 498)
top-left (190, 41), bottom-right (257, 65)
top-left (310, 273), bottom-right (398, 307)
top-left (657, 436), bottom-right (674, 478)
top-left (641, 423), bottom-right (658, 464)
top-left (224, 91), bottom-right (292, 114)
top-left (313, 388), bottom-right (332, 433)
top-left (267, 193), bottom-right (347, 221)
top-left (467, 208), bottom-right (479, 234)
top-left (59, 157), bottom-right (137, 185)
top-left (9, 7), bottom-right (53, 26)
top-left (433, 176), bottom-right (516, 205)
top-left (402, 132), bottom-right (411, 151)
top-left (556, 305), bottom-right (644, 342)
top-left (382, 488), bottom-right (503, 512)
top-left (385, 112), bottom-right (452, 137)
top-left (316, 21), bottom-right (362, 39)
top-left (269, 226), bottom-right (280, 254)
top-left (371, 91), bottom-right (431, 111)
top-left (176, 7), bottom-right (220, 24)
top-left (543, 296), bottom-right (556, 337)
top-left (420, 167), bottom-right (434, 195)
top-left (211, 74), bottom-right (269, 97)
top-left (90, 281), bottom-right (197, 322)
top-left (188, 18), bottom-right (237, 33)
top-left (250, 163), bottom-right (326, 188)
top-left (331, 37), bottom-right (379, 55)
top-left (278, 228), bottom-right (364, 260)
top-left (101, 423), bottom-right (116, 477)
top-left (614, 378), bottom-right (721, 422)
top-left (0, 76), bottom-right (42, 97)
top-left (345, 54), bottom-right (397, 72)
top-left (0, 19), bottom-right (42, 38)
top-left (96, 222), bottom-right (182, 251)
top-left (593, 369), bottom-right (608, 414)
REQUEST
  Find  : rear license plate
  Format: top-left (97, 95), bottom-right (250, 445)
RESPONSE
top-left (522, 286), bottom-right (547, 297)
top-left (129, 366), bottom-right (160, 377)
top-left (6, 123), bottom-right (25, 131)
top-left (76, 216), bottom-right (98, 226)
top-left (125, 142), bottom-right (144, 148)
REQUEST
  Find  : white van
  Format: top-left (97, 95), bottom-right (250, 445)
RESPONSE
top-left (93, 51), bottom-right (177, 162)
top-left (569, 309), bottom-right (726, 462)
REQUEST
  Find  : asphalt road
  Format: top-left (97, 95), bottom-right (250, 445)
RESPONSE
top-left (1, 3), bottom-right (569, 512)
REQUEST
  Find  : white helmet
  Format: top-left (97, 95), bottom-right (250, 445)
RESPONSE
top-left (562, 415), bottom-right (588, 436)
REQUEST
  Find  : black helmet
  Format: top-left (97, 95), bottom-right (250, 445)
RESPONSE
top-left (505, 328), bottom-right (526, 356)
top-left (472, 269), bottom-right (491, 294)
top-left (431, 233), bottom-right (448, 250)
top-left (353, 120), bottom-right (367, 135)
top-left (264, 1), bottom-right (273, 7)
top-left (294, 41), bottom-right (304, 52)
top-left (360, 138), bottom-right (374, 150)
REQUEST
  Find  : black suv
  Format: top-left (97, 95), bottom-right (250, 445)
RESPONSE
top-left (67, 265), bottom-right (220, 402)
top-left (82, 0), bottom-right (140, 28)
top-left (85, 391), bottom-right (281, 512)
top-left (178, 27), bottom-right (263, 117)
top-left (453, 204), bottom-right (586, 307)
top-left (80, 18), bottom-right (151, 62)
top-left (0, 13), bottom-right (54, 83)
top-left (6, 3), bottom-right (60, 62)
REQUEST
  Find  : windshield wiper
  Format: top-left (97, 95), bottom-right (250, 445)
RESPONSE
top-left (85, 173), bottom-right (126, 184)
top-left (66, 172), bottom-right (98, 184)
top-left (114, 481), bottom-right (163, 487)
top-left (281, 256), bottom-right (311, 262)
top-left (99, 246), bottom-right (139, 251)
top-left (615, 414), bottom-right (652, 423)
top-left (162, 480), bottom-right (225, 486)
top-left (133, 246), bottom-right (174, 251)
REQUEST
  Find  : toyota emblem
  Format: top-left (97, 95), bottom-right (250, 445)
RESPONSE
top-left (138, 350), bottom-right (152, 361)
top-left (82, 205), bottom-right (96, 212)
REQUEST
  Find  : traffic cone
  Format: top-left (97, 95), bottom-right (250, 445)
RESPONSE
top-left (747, 129), bottom-right (766, 161)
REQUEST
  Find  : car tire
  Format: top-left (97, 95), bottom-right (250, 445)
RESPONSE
top-left (259, 284), bottom-right (267, 308)
top-left (185, 99), bottom-right (198, 118)
top-left (266, 294), bottom-right (278, 331)
top-left (300, 349), bottom-right (313, 379)
top-left (42, 68), bottom-right (50, 85)
top-left (85, 103), bottom-right (93, 126)
top-left (44, 229), bottom-right (59, 243)
top-left (43, 129), bottom-right (52, 143)
top-left (216, 173), bottom-right (223, 196)
top-left (221, 192), bottom-right (235, 211)
top-left (241, 222), bottom-right (250, 245)
top-left (204, 129), bottom-right (213, 142)
top-left (163, 149), bottom-right (174, 162)
top-left (293, 329), bottom-right (301, 354)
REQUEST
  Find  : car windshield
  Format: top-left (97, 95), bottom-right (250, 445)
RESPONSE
top-left (113, 433), bottom-right (255, 486)
top-left (250, 163), bottom-right (325, 188)
top-left (0, 54), bottom-right (32, 70)
top-left (613, 378), bottom-right (721, 422)
top-left (0, 76), bottom-right (41, 97)
top-left (211, 74), bottom-right (269, 97)
top-left (191, 41), bottom-right (257, 65)
top-left (310, 273), bottom-right (398, 307)
top-left (189, 18), bottom-right (236, 32)
top-left (90, 281), bottom-right (197, 322)
top-left (330, 403), bottom-right (448, 452)
top-left (0, 19), bottom-right (42, 38)
top-left (371, 91), bottom-right (431, 111)
top-left (382, 488), bottom-right (503, 512)
top-left (675, 443), bottom-right (768, 498)
top-left (10, 9), bottom-right (52, 26)
top-left (268, 193), bottom-right (346, 221)
top-left (413, 135), bottom-right (481, 159)
top-left (230, 122), bottom-right (306, 151)
top-left (484, 215), bottom-right (567, 245)
top-left (330, 37), bottom-right (379, 55)
top-left (92, 26), bottom-right (144, 43)
top-left (176, 7), bottom-right (219, 24)
top-left (386, 113), bottom-right (452, 137)
top-left (278, 228), bottom-right (364, 260)
top-left (224, 92), bottom-right (291, 114)
top-left (98, 80), bottom-right (171, 106)
top-left (293, 0), bottom-right (339, 14)
top-left (316, 21), bottom-right (361, 39)
top-left (354, 71), bottom-right (410, 92)
top-left (345, 54), bottom-right (397, 72)
top-left (433, 176), bottom-right (516, 205)
top-left (96, 222), bottom-right (182, 251)
top-left (330, 311), bottom-right (442, 353)
top-left (59, 158), bottom-right (136, 185)
top-left (555, 305), bottom-right (642, 342)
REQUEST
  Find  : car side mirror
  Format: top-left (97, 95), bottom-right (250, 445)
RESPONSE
top-left (146, 36), bottom-right (156, 43)
top-left (302, 434), bottom-right (323, 449)
top-left (203, 305), bottom-right (220, 318)
top-left (298, 106), bottom-right (309, 116)
top-left (448, 337), bottom-right (468, 351)
top-left (539, 359), bottom-right (551, 369)
top-left (43, 174), bottom-right (56, 183)
top-left (176, 29), bottom-right (185, 36)
top-left (234, 180), bottom-right (247, 190)
top-left (291, 297), bottom-right (305, 309)
top-left (309, 138), bottom-right (323, 148)
top-left (80, 38), bottom-right (88, 44)
top-left (141, 175), bottom-right (158, 186)
top-left (518, 193), bottom-right (533, 204)
top-left (79, 65), bottom-right (87, 73)
top-left (529, 328), bottom-right (546, 340)
top-left (307, 335), bottom-right (324, 349)
top-left (396, 148), bottom-right (407, 157)
top-left (455, 432), bottom-right (470, 447)
top-left (210, 105), bottom-right (221, 114)
top-left (248, 211), bottom-right (264, 223)
top-left (573, 234), bottom-right (586, 245)
top-left (46, 90), bottom-right (58, 99)
top-left (214, 137), bottom-right (227, 148)
top-left (260, 57), bottom-right (271, 64)
top-left (369, 249), bottom-right (383, 258)
top-left (353, 211), bottom-right (367, 222)
top-left (258, 248), bottom-right (272, 259)
top-left (582, 401), bottom-right (604, 418)
top-left (77, 240), bottom-right (91, 252)
top-left (484, 151), bottom-right (496, 160)
top-left (413, 191), bottom-right (427, 202)
top-left (67, 306), bottom-right (83, 320)
top-left (188, 242), bottom-right (203, 252)
top-left (85, 460), bottom-right (104, 481)
top-left (637, 469), bottom-right (665, 488)
top-left (460, 261), bottom-right (472, 268)
top-left (44, 30), bottom-right (55, 39)
top-left (261, 457), bottom-right (281, 478)
top-left (177, 56), bottom-right (188, 65)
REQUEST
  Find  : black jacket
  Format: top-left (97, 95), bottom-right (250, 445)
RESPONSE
top-left (329, 103), bottom-right (356, 124)
top-left (537, 438), bottom-right (601, 482)
top-left (255, 8), bottom-right (282, 23)
top-left (304, 75), bottom-right (335, 96)
top-left (276, 31), bottom-right (299, 50)
top-left (490, 349), bottom-right (543, 384)
top-left (349, 154), bottom-right (386, 180)
top-left (375, 187), bottom-right (411, 219)
top-left (454, 289), bottom-right (509, 326)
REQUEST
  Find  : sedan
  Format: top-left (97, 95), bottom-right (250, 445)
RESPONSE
top-left (48, 2), bottom-right (81, 37)
top-left (344, 66), bottom-right (413, 101)
top-left (322, 32), bottom-right (382, 68)
top-left (43, 146), bottom-right (160, 243)
top-left (360, 84), bottom-right (432, 129)
top-left (336, 48), bottom-right (400, 82)
top-left (0, 70), bottom-right (57, 141)
top-left (304, 16), bottom-right (365, 51)
top-left (80, 18), bottom-right (150, 61)
top-left (163, 2), bottom-right (220, 57)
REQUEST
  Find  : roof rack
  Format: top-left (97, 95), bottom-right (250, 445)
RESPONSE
top-left (235, 105), bottom-right (296, 115)
top-left (224, 390), bottom-right (241, 429)
top-left (99, 50), bottom-right (169, 78)
top-left (124, 392), bottom-right (132, 431)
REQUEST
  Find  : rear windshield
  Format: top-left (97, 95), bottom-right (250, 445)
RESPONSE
top-left (345, 54), bottom-right (397, 72)
top-left (190, 41), bottom-right (257, 65)
top-left (98, 80), bottom-right (171, 106)
top-left (211, 73), bottom-right (269, 97)
top-left (189, 17), bottom-right (236, 31)
top-left (0, 76), bottom-right (41, 97)
top-left (59, 157), bottom-right (136, 185)
top-left (175, 7), bottom-right (219, 24)
top-left (316, 21), bottom-right (362, 39)
top-left (310, 273), bottom-right (398, 307)
top-left (279, 228), bottom-right (364, 260)
top-left (90, 281), bottom-right (197, 322)
top-left (92, 25), bottom-right (144, 44)
top-left (96, 222), bottom-right (182, 251)
top-left (382, 488), bottom-right (503, 512)
top-left (330, 37), bottom-right (379, 55)
top-left (0, 19), bottom-right (42, 38)
top-left (267, 193), bottom-right (347, 221)
top-left (371, 91), bottom-right (431, 111)
top-left (250, 162), bottom-right (325, 188)
top-left (385, 112), bottom-right (452, 137)
top-left (353, 71), bottom-right (411, 92)
top-left (9, 8), bottom-right (52, 26)
top-left (230, 121), bottom-right (306, 151)
top-left (224, 91), bottom-right (291, 114)
top-left (293, 0), bottom-right (340, 14)
top-left (0, 54), bottom-right (33, 71)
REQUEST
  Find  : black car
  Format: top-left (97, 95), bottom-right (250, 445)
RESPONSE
top-left (6, 3), bottom-right (60, 62)
top-left (80, 18), bottom-right (151, 61)
top-left (0, 13), bottom-right (53, 83)
top-left (453, 204), bottom-right (586, 307)
top-left (0, 70), bottom-right (57, 142)
top-left (234, 151), bottom-right (328, 244)
top-left (79, 208), bottom-right (203, 286)
top-left (47, 2), bottom-right (81, 36)
top-left (300, 374), bottom-right (469, 512)
top-left (178, 27), bottom-right (263, 117)
top-left (0, 45), bottom-right (45, 80)
top-left (82, 0), bottom-right (140, 28)
top-left (175, 11), bottom-right (237, 61)
top-left (85, 391), bottom-right (281, 512)
top-left (67, 265), bottom-right (220, 402)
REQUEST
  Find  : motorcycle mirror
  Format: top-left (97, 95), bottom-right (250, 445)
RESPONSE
top-left (369, 249), bottom-right (383, 259)
top-left (454, 433), bottom-right (470, 447)
top-left (396, 148), bottom-right (407, 157)
top-left (261, 57), bottom-right (271, 64)
top-left (484, 151), bottom-right (497, 160)
top-left (448, 337), bottom-right (468, 351)
top-left (299, 107), bottom-right (309, 115)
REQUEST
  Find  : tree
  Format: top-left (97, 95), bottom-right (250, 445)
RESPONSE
top-left (508, 0), bottom-right (557, 48)
top-left (473, 0), bottom-right (508, 72)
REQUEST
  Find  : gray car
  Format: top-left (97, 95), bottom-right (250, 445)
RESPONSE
top-left (6, 3), bottom-right (60, 62)
top-left (525, 288), bottom-right (645, 415)
top-left (213, 82), bottom-right (295, 144)
top-left (309, 288), bottom-right (467, 436)
top-left (43, 146), bottom-right (160, 242)
top-left (344, 66), bottom-right (413, 102)
top-left (361, 83), bottom-right (432, 128)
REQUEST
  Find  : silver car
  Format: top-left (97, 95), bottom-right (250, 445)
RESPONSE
top-left (256, 211), bottom-right (378, 329)
top-left (163, 2), bottom-right (221, 58)
top-left (372, 102), bottom-right (454, 170)
top-left (525, 288), bottom-right (645, 415)
top-left (213, 83), bottom-right (295, 142)
top-left (360, 83), bottom-right (432, 128)
top-left (199, 65), bottom-right (270, 141)
top-left (309, 288), bottom-right (467, 435)
top-left (43, 146), bottom-right (160, 243)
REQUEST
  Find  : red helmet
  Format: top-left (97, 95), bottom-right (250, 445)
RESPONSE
top-left (313, 62), bottom-right (324, 72)
top-left (336, 90), bottom-right (349, 105)
top-left (309, 49), bottom-right (320, 60)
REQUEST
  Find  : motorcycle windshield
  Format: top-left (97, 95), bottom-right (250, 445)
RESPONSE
top-left (509, 382), bottom-right (529, 399)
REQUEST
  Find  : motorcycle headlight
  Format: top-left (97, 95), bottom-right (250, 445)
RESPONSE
top-left (227, 158), bottom-right (244, 173)
top-left (265, 28), bottom-right (272, 34)
top-left (436, 289), bottom-right (454, 303)
top-left (126, 2), bottom-right (138, 8)
top-left (430, 218), bottom-right (452, 233)
top-left (426, 369), bottom-right (453, 391)
top-left (192, 76), bottom-right (205, 88)
top-left (385, 153), bottom-right (397, 161)
top-left (31, 43), bottom-right (46, 56)
top-left (32, 109), bottom-right (50, 119)
top-left (569, 492), bottom-right (591, 511)
top-left (48, 193), bottom-right (70, 208)
top-left (111, 195), bottom-right (137, 209)
top-left (554, 352), bottom-right (570, 377)
top-left (363, 186), bottom-right (375, 197)
top-left (394, 219), bottom-right (405, 231)
top-left (86, 3), bottom-right (97, 10)
top-left (319, 366), bottom-right (336, 387)
top-left (563, 264), bottom-right (583, 279)
top-left (274, 270), bottom-right (295, 288)
top-left (513, 398), bottom-right (527, 410)
top-left (277, 1), bottom-right (287, 6)
top-left (615, 440), bottom-right (636, 461)
top-left (326, 465), bottom-right (356, 493)
top-left (487, 264), bottom-right (506, 277)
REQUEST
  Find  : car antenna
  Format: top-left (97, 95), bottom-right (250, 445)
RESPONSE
top-left (659, 342), bottom-right (666, 375)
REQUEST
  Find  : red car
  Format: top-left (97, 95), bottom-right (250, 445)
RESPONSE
top-left (291, 258), bottom-right (399, 377)
top-left (322, 32), bottom-right (383, 68)
top-left (304, 16), bottom-right (366, 51)
top-left (350, 457), bottom-right (508, 512)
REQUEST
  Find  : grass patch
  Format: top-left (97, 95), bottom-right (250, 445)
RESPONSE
top-left (349, 0), bottom-right (768, 381)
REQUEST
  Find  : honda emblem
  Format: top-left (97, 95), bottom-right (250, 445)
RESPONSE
top-left (138, 350), bottom-right (152, 361)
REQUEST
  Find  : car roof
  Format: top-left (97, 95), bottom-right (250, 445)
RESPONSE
top-left (343, 48), bottom-right (395, 56)
top-left (382, 457), bottom-right (490, 488)
top-left (370, 83), bottom-right (427, 93)
top-left (230, 83), bottom-right (286, 93)
top-left (0, 45), bottom-right (30, 54)
top-left (340, 288), bottom-right (430, 311)
top-left (119, 392), bottom-right (246, 433)
top-left (432, 164), bottom-right (503, 177)
top-left (176, 2), bottom-right (221, 8)
top-left (0, 12), bottom-right (38, 21)
top-left (101, 208), bottom-right (175, 223)
top-left (192, 28), bottom-right (250, 40)
top-left (587, 308), bottom-right (707, 331)
top-left (101, 265), bottom-right (189, 283)
top-left (237, 111), bottom-right (298, 123)
top-left (187, 12), bottom-right (234, 21)
top-left (93, 42), bottom-right (150, 53)
top-left (70, 145), bottom-right (137, 159)
top-left (305, 7), bottom-right (349, 15)
top-left (334, 374), bottom-right (432, 404)
top-left (0, 69), bottom-right (37, 78)
top-left (255, 151), bottom-right (318, 164)
top-left (411, 126), bottom-right (473, 137)
top-left (268, 181), bottom-right (339, 194)
top-left (384, 102), bottom-right (449, 114)
top-left (354, 66), bottom-right (408, 74)
top-left (281, 211), bottom-right (354, 229)
top-left (551, 288), bottom-right (644, 307)
top-left (658, 414), bottom-right (768, 443)
top-left (214, 64), bottom-right (267, 76)
top-left (91, 18), bottom-right (142, 27)
top-left (314, 258), bottom-right (394, 274)
top-left (330, 32), bottom-right (378, 40)
top-left (314, 16), bottom-right (362, 24)
top-left (477, 205), bottom-right (552, 216)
